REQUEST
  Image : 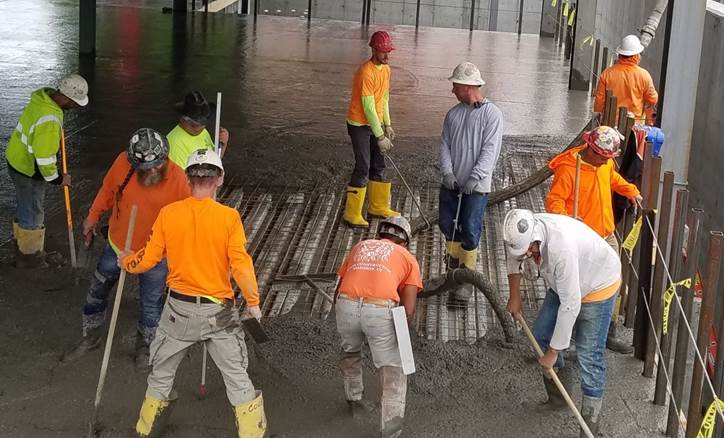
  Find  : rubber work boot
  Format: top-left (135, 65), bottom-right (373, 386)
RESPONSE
top-left (347, 399), bottom-right (375, 420)
top-left (61, 327), bottom-right (103, 363)
top-left (606, 323), bottom-right (633, 354)
top-left (366, 181), bottom-right (400, 218)
top-left (14, 226), bottom-right (48, 269)
top-left (445, 241), bottom-right (461, 269)
top-left (135, 395), bottom-right (176, 438)
top-left (343, 186), bottom-right (369, 228)
top-left (448, 247), bottom-right (477, 307)
top-left (579, 395), bottom-right (602, 437)
top-left (234, 390), bottom-right (267, 438)
top-left (380, 366), bottom-right (407, 438)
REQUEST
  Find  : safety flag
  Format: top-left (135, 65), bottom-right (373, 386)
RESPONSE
top-left (662, 278), bottom-right (691, 335)
top-left (568, 9), bottom-right (576, 26)
top-left (563, 2), bottom-right (569, 17)
top-left (697, 398), bottom-right (724, 438)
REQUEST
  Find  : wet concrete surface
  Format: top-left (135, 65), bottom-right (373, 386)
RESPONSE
top-left (0, 2), bottom-right (667, 437)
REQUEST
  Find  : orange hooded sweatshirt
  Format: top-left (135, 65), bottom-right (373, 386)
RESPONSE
top-left (545, 145), bottom-right (640, 237)
top-left (594, 55), bottom-right (658, 122)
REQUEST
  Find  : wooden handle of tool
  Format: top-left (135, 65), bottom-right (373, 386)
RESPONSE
top-left (60, 131), bottom-right (77, 267)
top-left (514, 313), bottom-right (594, 438)
top-left (573, 154), bottom-right (582, 220)
top-left (92, 205), bottom-right (138, 408)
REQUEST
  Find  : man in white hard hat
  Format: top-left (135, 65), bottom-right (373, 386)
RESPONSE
top-left (503, 209), bottom-right (622, 437)
top-left (335, 215), bottom-right (422, 438)
top-left (439, 62), bottom-right (503, 306)
top-left (119, 148), bottom-right (267, 438)
top-left (594, 35), bottom-right (658, 124)
top-left (5, 73), bottom-right (89, 268)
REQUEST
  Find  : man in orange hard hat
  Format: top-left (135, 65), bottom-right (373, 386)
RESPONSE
top-left (343, 31), bottom-right (400, 228)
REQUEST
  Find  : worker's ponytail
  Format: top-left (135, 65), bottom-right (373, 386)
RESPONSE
top-left (115, 167), bottom-right (135, 218)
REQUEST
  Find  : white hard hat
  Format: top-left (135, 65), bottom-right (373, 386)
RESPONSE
top-left (448, 62), bottom-right (485, 86)
top-left (502, 209), bottom-right (536, 258)
top-left (616, 35), bottom-right (644, 56)
top-left (186, 148), bottom-right (224, 175)
top-left (58, 74), bottom-right (89, 106)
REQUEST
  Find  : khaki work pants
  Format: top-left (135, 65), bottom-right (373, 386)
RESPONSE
top-left (605, 233), bottom-right (623, 324)
top-left (335, 297), bottom-right (407, 436)
top-left (146, 296), bottom-right (256, 406)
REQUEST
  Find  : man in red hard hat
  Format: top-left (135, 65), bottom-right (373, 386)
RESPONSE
top-left (343, 30), bottom-right (400, 228)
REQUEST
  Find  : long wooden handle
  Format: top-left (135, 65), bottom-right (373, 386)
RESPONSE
top-left (573, 154), bottom-right (582, 220)
top-left (60, 132), bottom-right (77, 267)
top-left (214, 92), bottom-right (223, 156)
top-left (93, 205), bottom-right (138, 408)
top-left (514, 313), bottom-right (593, 438)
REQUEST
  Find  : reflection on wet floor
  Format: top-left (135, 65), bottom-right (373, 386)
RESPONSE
top-left (0, 2), bottom-right (591, 244)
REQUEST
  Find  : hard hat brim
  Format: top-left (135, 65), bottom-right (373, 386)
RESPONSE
top-left (65, 94), bottom-right (89, 107)
top-left (616, 46), bottom-right (644, 56)
top-left (448, 77), bottom-right (486, 86)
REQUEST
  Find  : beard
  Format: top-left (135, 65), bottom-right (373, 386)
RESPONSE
top-left (137, 163), bottom-right (167, 187)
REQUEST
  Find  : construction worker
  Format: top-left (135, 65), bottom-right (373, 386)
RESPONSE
top-left (594, 35), bottom-right (658, 125)
top-left (167, 90), bottom-right (229, 168)
top-left (61, 129), bottom-right (190, 369)
top-left (546, 125), bottom-right (642, 354)
top-left (439, 62), bottom-right (503, 305)
top-left (335, 215), bottom-right (422, 438)
top-left (503, 209), bottom-right (622, 437)
top-left (343, 30), bottom-right (399, 227)
top-left (120, 149), bottom-right (266, 438)
top-left (5, 73), bottom-right (88, 268)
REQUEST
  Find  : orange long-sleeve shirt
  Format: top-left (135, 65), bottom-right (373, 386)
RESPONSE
top-left (594, 56), bottom-right (658, 122)
top-left (122, 197), bottom-right (259, 305)
top-left (87, 152), bottom-right (190, 252)
top-left (545, 145), bottom-right (640, 237)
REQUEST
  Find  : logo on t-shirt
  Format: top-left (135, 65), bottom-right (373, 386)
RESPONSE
top-left (354, 239), bottom-right (394, 263)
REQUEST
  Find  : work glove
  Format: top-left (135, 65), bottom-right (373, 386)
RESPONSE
top-left (376, 136), bottom-right (393, 154)
top-left (218, 127), bottom-right (229, 157)
top-left (384, 125), bottom-right (396, 142)
top-left (462, 178), bottom-right (479, 195)
top-left (241, 305), bottom-right (262, 321)
top-left (442, 173), bottom-right (458, 191)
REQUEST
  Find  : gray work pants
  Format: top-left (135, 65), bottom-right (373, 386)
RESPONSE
top-left (146, 296), bottom-right (256, 406)
top-left (347, 123), bottom-right (386, 187)
top-left (336, 297), bottom-right (407, 435)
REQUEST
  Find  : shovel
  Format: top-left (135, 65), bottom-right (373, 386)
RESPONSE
top-left (86, 206), bottom-right (138, 437)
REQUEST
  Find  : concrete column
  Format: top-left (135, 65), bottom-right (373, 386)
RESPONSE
top-left (173, 0), bottom-right (187, 12)
top-left (540, 0), bottom-right (556, 37)
top-left (79, 0), bottom-right (96, 57)
top-left (659, 0), bottom-right (707, 183)
top-left (569, 0), bottom-right (596, 91)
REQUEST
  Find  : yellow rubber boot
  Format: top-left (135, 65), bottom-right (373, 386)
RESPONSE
top-left (135, 395), bottom-right (174, 438)
top-left (343, 186), bottom-right (369, 228)
top-left (367, 181), bottom-right (400, 218)
top-left (234, 391), bottom-right (267, 438)
top-left (12, 221), bottom-right (19, 240)
top-left (445, 241), bottom-right (461, 269)
top-left (15, 226), bottom-right (47, 269)
top-left (459, 248), bottom-right (478, 270)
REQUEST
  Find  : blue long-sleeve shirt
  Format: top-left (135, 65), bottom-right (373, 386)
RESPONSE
top-left (439, 99), bottom-right (504, 193)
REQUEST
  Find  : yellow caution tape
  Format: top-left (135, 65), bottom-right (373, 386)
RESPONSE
top-left (622, 216), bottom-right (642, 253)
top-left (697, 398), bottom-right (724, 438)
top-left (662, 278), bottom-right (691, 335)
top-left (563, 2), bottom-right (569, 17)
top-left (568, 9), bottom-right (576, 26)
top-left (552, 0), bottom-right (557, 7)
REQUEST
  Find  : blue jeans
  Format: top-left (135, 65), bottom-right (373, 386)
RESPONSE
top-left (438, 187), bottom-right (489, 251)
top-left (9, 169), bottom-right (47, 229)
top-left (82, 244), bottom-right (168, 346)
top-left (533, 289), bottom-right (615, 399)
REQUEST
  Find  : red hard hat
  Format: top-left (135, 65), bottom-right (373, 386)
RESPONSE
top-left (369, 31), bottom-right (394, 53)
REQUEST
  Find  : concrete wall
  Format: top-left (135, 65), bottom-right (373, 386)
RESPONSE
top-left (257, 0), bottom-right (543, 33)
top-left (689, 2), bottom-right (724, 292)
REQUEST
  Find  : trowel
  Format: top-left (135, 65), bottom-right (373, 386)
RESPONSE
top-left (242, 317), bottom-right (270, 343)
